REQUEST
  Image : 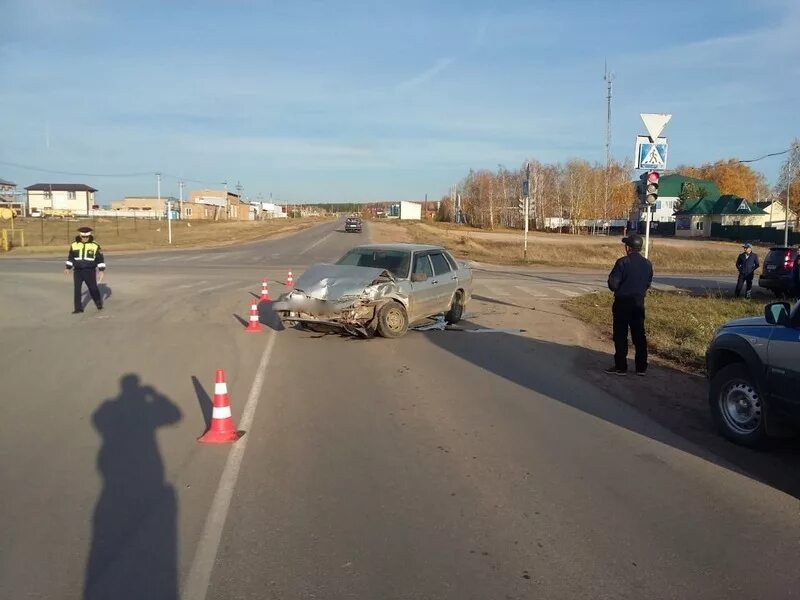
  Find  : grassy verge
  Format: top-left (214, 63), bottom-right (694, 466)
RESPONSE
top-left (1, 217), bottom-right (330, 255)
top-left (564, 290), bottom-right (767, 371)
top-left (369, 220), bottom-right (744, 274)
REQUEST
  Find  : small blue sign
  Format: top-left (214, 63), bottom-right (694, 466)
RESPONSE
top-left (522, 180), bottom-right (529, 197)
top-left (636, 136), bottom-right (668, 170)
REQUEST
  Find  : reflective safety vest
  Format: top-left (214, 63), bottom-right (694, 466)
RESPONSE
top-left (66, 241), bottom-right (106, 271)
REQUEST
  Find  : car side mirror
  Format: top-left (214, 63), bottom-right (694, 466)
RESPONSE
top-left (411, 272), bottom-right (428, 283)
top-left (765, 302), bottom-right (791, 326)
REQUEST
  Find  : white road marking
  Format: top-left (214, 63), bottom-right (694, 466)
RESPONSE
top-left (181, 254), bottom-right (208, 262)
top-left (299, 231), bottom-right (334, 255)
top-left (549, 287), bottom-right (580, 297)
top-left (513, 285), bottom-right (546, 297)
top-left (205, 254), bottom-right (230, 262)
top-left (194, 283), bottom-right (233, 294)
top-left (181, 332), bottom-right (277, 600)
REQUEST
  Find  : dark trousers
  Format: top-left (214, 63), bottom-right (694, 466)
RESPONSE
top-left (74, 269), bottom-right (102, 310)
top-left (612, 296), bottom-right (647, 372)
top-left (735, 273), bottom-right (754, 297)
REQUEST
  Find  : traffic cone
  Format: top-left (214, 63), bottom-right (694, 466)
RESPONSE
top-left (198, 369), bottom-right (240, 444)
top-left (285, 270), bottom-right (294, 288)
top-left (245, 302), bottom-right (262, 332)
top-left (259, 279), bottom-right (271, 302)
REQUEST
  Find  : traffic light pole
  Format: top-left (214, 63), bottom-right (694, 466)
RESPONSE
top-left (644, 205), bottom-right (651, 259)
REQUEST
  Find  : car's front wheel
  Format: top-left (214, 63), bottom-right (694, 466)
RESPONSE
top-left (376, 301), bottom-right (408, 338)
top-left (709, 363), bottom-right (767, 446)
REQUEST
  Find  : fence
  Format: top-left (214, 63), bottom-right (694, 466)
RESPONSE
top-left (637, 221), bottom-right (676, 236)
top-left (710, 223), bottom-right (800, 246)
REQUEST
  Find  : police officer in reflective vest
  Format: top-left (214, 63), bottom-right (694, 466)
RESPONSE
top-left (606, 234), bottom-right (653, 376)
top-left (64, 226), bottom-right (106, 314)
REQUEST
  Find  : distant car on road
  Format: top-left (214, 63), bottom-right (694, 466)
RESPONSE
top-left (758, 246), bottom-right (799, 298)
top-left (345, 217), bottom-right (362, 233)
top-left (273, 243), bottom-right (473, 338)
top-left (706, 298), bottom-right (799, 446)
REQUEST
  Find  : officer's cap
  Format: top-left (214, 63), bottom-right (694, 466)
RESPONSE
top-left (742, 242), bottom-right (752, 249)
top-left (77, 226), bottom-right (93, 236)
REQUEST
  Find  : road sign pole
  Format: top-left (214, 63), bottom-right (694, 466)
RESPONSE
top-left (524, 196), bottom-right (529, 261)
top-left (644, 205), bottom-right (651, 259)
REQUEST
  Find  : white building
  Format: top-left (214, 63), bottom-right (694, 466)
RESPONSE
top-left (26, 183), bottom-right (98, 216)
top-left (399, 201), bottom-right (422, 220)
top-left (256, 202), bottom-right (287, 218)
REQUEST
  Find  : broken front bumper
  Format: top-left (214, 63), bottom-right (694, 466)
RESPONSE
top-left (273, 294), bottom-right (378, 335)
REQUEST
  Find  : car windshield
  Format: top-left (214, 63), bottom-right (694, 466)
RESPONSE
top-left (336, 248), bottom-right (411, 279)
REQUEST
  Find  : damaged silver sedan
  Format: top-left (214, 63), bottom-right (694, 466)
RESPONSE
top-left (273, 244), bottom-right (473, 338)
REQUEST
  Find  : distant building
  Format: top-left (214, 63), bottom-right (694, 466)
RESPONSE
top-left (25, 183), bottom-right (98, 216)
top-left (185, 190), bottom-right (250, 220)
top-left (255, 202), bottom-right (287, 218)
top-left (399, 201), bottom-right (422, 220)
top-left (674, 195), bottom-right (768, 238)
top-left (111, 196), bottom-right (178, 216)
top-left (634, 175), bottom-right (721, 224)
top-left (0, 178), bottom-right (16, 201)
top-left (755, 199), bottom-right (798, 230)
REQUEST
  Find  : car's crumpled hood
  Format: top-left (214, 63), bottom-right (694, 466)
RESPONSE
top-left (293, 264), bottom-right (396, 301)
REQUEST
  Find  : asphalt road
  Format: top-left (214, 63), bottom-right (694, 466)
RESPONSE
top-left (1, 220), bottom-right (798, 600)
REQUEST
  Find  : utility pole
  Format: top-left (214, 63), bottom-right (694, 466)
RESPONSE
top-left (603, 62), bottom-right (615, 233)
top-left (179, 180), bottom-right (184, 219)
top-left (156, 172), bottom-right (162, 221)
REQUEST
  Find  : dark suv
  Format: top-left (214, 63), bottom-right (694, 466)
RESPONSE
top-left (758, 246), bottom-right (799, 298)
top-left (706, 300), bottom-right (800, 446)
top-left (345, 217), bottom-right (362, 233)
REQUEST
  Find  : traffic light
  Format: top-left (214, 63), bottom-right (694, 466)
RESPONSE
top-left (518, 197), bottom-right (526, 216)
top-left (644, 171), bottom-right (660, 205)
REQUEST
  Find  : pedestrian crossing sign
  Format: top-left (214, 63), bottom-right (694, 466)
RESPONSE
top-left (635, 136), bottom-right (668, 170)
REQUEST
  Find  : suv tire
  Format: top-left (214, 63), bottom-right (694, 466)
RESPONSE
top-left (377, 301), bottom-right (409, 338)
top-left (709, 363), bottom-right (767, 447)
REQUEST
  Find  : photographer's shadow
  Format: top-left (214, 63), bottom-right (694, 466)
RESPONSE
top-left (84, 374), bottom-right (182, 600)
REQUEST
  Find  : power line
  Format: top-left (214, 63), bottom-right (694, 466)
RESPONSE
top-left (0, 160), bottom-right (227, 187)
top-left (737, 149), bottom-right (790, 163)
top-left (0, 159), bottom-right (153, 178)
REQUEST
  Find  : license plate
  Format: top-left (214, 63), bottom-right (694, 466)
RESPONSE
top-left (767, 264), bottom-right (776, 271)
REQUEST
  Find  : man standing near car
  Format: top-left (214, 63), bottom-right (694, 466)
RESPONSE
top-left (65, 226), bottom-right (106, 314)
top-left (735, 242), bottom-right (759, 299)
top-left (606, 234), bottom-right (653, 376)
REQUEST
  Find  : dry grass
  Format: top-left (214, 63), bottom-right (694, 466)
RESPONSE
top-left (369, 220), bottom-right (743, 274)
top-left (1, 217), bottom-right (330, 254)
top-left (564, 290), bottom-right (767, 370)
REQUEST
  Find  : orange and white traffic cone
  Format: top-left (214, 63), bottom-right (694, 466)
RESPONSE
top-left (259, 279), bottom-right (271, 302)
top-left (245, 301), bottom-right (262, 332)
top-left (198, 369), bottom-right (240, 444)
top-left (285, 270), bottom-right (294, 288)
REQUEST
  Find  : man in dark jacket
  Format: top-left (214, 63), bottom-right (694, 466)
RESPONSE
top-left (64, 226), bottom-right (106, 314)
top-left (734, 243), bottom-right (759, 299)
top-left (606, 234), bottom-right (653, 376)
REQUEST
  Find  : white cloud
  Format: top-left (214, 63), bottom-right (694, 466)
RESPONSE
top-left (396, 57), bottom-right (455, 91)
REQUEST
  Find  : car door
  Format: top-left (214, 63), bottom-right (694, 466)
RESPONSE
top-left (429, 251), bottom-right (459, 313)
top-left (409, 253), bottom-right (437, 321)
top-left (767, 310), bottom-right (800, 414)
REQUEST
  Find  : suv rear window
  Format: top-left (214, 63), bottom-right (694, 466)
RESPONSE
top-left (765, 248), bottom-right (798, 271)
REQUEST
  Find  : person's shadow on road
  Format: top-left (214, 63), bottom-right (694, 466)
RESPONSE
top-left (84, 374), bottom-right (182, 600)
top-left (81, 284), bottom-right (112, 309)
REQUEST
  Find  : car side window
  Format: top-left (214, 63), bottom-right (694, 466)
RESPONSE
top-left (413, 254), bottom-right (433, 278)
top-left (430, 252), bottom-right (452, 276)
top-left (444, 252), bottom-right (459, 271)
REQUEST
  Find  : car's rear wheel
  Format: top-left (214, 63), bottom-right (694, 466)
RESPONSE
top-left (709, 363), bottom-right (767, 446)
top-left (445, 291), bottom-right (464, 324)
top-left (377, 301), bottom-right (408, 338)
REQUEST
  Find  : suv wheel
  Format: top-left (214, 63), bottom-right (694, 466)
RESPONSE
top-left (376, 301), bottom-right (408, 338)
top-left (709, 363), bottom-right (766, 446)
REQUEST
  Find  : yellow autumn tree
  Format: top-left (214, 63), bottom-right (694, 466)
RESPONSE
top-left (675, 159), bottom-right (767, 200)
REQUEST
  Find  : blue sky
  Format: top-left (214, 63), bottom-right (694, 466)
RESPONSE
top-left (1, 0), bottom-right (798, 204)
